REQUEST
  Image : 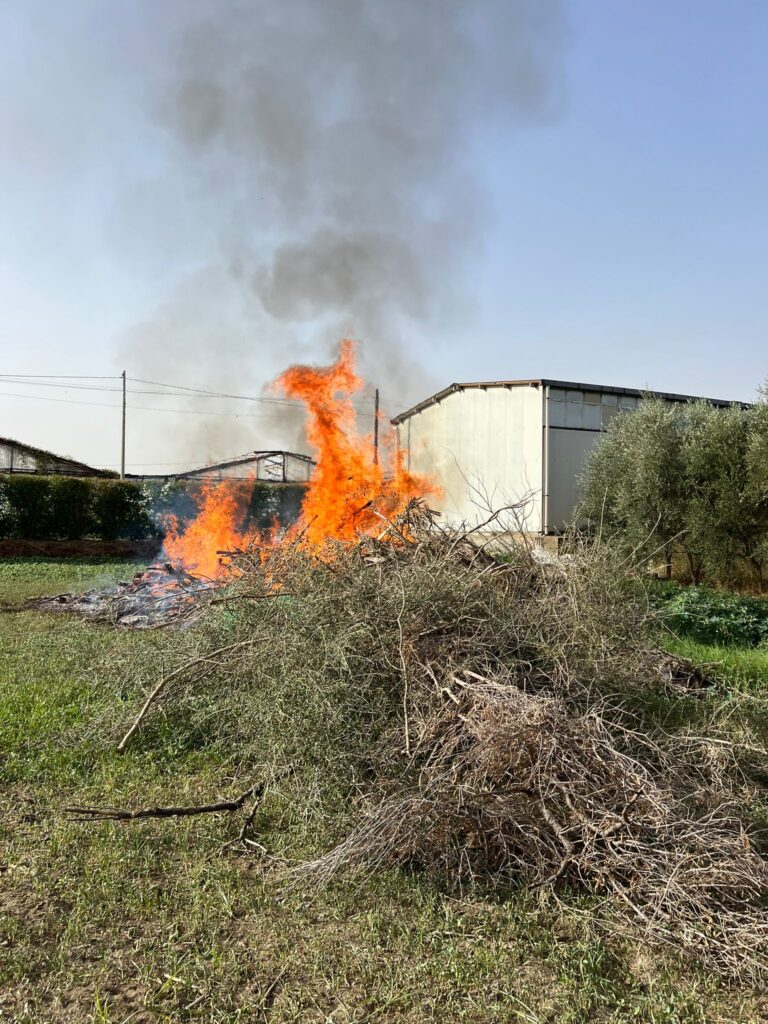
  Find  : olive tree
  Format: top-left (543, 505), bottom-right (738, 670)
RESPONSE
top-left (580, 399), bottom-right (690, 578)
top-left (684, 403), bottom-right (768, 586)
top-left (580, 392), bottom-right (768, 587)
top-left (747, 382), bottom-right (768, 506)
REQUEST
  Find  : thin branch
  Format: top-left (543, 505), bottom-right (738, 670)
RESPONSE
top-left (64, 784), bottom-right (264, 822)
top-left (117, 637), bottom-right (263, 753)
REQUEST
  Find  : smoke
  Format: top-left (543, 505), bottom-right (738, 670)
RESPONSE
top-left (120, 0), bottom-right (565, 465)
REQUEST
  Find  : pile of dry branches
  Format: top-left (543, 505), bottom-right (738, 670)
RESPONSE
top-left (111, 501), bottom-right (768, 979)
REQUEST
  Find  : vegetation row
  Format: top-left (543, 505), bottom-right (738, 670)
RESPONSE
top-left (0, 475), bottom-right (306, 542)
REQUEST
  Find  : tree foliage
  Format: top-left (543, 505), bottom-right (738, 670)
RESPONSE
top-left (581, 392), bottom-right (768, 586)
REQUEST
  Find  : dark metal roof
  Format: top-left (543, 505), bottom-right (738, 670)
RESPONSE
top-left (390, 379), bottom-right (751, 424)
top-left (0, 435), bottom-right (109, 476)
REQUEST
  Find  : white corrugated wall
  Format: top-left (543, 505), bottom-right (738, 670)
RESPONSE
top-left (398, 386), bottom-right (543, 530)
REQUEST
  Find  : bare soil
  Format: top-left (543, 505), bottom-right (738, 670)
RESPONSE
top-left (0, 538), bottom-right (162, 559)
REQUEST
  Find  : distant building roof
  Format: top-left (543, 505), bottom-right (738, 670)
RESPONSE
top-left (0, 436), bottom-right (110, 476)
top-left (131, 450), bottom-right (315, 482)
top-left (168, 450), bottom-right (314, 479)
top-left (391, 379), bottom-right (750, 424)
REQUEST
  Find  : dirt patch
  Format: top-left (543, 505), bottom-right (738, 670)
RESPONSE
top-left (0, 538), bottom-right (162, 559)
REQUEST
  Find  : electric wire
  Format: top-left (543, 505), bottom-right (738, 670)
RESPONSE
top-left (0, 373), bottom-right (409, 418)
top-left (0, 375), bottom-right (381, 411)
top-left (0, 373), bottom-right (120, 379)
top-left (0, 391), bottom-right (312, 417)
top-left (0, 374), bottom-right (397, 409)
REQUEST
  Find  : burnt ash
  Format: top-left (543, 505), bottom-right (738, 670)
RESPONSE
top-left (25, 563), bottom-right (217, 629)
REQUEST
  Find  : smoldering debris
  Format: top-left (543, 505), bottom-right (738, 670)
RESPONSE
top-left (22, 563), bottom-right (217, 629)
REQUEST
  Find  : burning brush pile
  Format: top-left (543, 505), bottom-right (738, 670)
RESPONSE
top-left (71, 345), bottom-right (768, 978)
top-left (105, 502), bottom-right (768, 981)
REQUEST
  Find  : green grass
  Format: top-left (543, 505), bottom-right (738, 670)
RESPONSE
top-left (1, 559), bottom-right (768, 1022)
top-left (0, 556), bottom-right (142, 605)
top-left (665, 635), bottom-right (768, 691)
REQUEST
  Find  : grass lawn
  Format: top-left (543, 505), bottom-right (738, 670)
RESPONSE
top-left (1, 559), bottom-right (767, 1022)
top-left (0, 557), bottom-right (143, 606)
top-left (665, 635), bottom-right (768, 693)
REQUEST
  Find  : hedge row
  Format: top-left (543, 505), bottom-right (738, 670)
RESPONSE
top-left (0, 475), bottom-right (308, 542)
top-left (142, 478), bottom-right (306, 533)
top-left (0, 476), bottom-right (156, 541)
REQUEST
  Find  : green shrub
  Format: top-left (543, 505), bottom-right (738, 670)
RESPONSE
top-left (1, 476), bottom-right (54, 539)
top-left (140, 478), bottom-right (198, 531)
top-left (91, 480), bottom-right (154, 540)
top-left (580, 392), bottom-right (768, 587)
top-left (246, 481), bottom-right (305, 529)
top-left (49, 477), bottom-right (95, 539)
top-left (0, 475), bottom-right (305, 542)
top-left (0, 478), bottom-right (16, 537)
top-left (0, 475), bottom-right (156, 541)
top-left (141, 477), bottom-right (306, 534)
top-left (656, 584), bottom-right (768, 648)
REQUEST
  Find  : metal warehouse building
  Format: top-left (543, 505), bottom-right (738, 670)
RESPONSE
top-left (392, 380), bottom-right (744, 535)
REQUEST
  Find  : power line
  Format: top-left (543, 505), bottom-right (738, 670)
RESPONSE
top-left (128, 375), bottom-right (381, 411)
top-left (0, 374), bottom-right (120, 379)
top-left (0, 373), bottom-right (361, 405)
top-left (0, 377), bottom-right (123, 393)
top-left (0, 390), bottom-right (122, 410)
top-left (0, 371), bottom-right (398, 403)
top-left (1, 382), bottom-right (409, 416)
top-left (0, 374), bottom-right (379, 411)
top-left (0, 390), bottom-right (308, 417)
top-left (130, 375), bottom-right (277, 401)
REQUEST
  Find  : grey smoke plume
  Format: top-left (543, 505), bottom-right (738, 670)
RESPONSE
top-left (122, 0), bottom-right (564, 465)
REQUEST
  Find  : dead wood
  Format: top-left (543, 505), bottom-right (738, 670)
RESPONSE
top-left (64, 784), bottom-right (264, 822)
top-left (111, 499), bottom-right (768, 980)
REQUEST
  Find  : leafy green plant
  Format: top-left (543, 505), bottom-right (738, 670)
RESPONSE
top-left (657, 584), bottom-right (768, 648)
top-left (49, 476), bottom-right (96, 539)
top-left (91, 479), bottom-right (154, 540)
top-left (0, 475), bottom-right (55, 538)
top-left (580, 391), bottom-right (768, 587)
top-left (0, 475), bottom-right (156, 541)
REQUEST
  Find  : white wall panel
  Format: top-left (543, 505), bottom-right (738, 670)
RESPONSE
top-left (402, 386), bottom-right (543, 530)
top-left (399, 382), bottom-right (709, 535)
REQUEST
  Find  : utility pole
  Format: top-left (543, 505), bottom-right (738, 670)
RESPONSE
top-left (373, 387), bottom-right (380, 465)
top-left (120, 370), bottom-right (126, 479)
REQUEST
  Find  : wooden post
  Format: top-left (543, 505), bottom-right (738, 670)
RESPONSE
top-left (373, 388), bottom-right (380, 465)
top-left (120, 370), bottom-right (126, 479)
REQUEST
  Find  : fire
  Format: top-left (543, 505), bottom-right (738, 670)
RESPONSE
top-left (163, 341), bottom-right (433, 571)
top-left (163, 480), bottom-right (254, 577)
top-left (277, 339), bottom-right (430, 549)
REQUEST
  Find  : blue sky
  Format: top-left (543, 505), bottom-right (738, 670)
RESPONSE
top-left (470, 0), bottom-right (767, 397)
top-left (0, 1), bottom-right (765, 470)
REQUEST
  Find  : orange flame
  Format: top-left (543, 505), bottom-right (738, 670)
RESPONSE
top-left (277, 339), bottom-right (431, 549)
top-left (163, 480), bottom-right (254, 577)
top-left (163, 341), bottom-right (433, 571)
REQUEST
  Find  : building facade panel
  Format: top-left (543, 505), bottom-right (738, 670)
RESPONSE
top-left (545, 427), bottom-right (601, 530)
top-left (395, 378), bottom-right (746, 537)
top-left (399, 385), bottom-right (543, 531)
top-left (544, 385), bottom-right (626, 530)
